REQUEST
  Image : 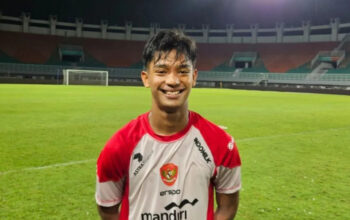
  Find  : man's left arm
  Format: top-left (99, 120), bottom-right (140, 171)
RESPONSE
top-left (211, 133), bottom-right (241, 219)
top-left (214, 191), bottom-right (239, 220)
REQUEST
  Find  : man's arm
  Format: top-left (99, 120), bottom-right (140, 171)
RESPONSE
top-left (214, 191), bottom-right (239, 220)
top-left (97, 204), bottom-right (120, 220)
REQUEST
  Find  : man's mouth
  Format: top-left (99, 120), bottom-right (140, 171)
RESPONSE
top-left (160, 89), bottom-right (185, 96)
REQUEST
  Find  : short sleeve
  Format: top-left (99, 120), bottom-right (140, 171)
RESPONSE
top-left (214, 139), bottom-right (242, 194)
top-left (95, 135), bottom-right (128, 207)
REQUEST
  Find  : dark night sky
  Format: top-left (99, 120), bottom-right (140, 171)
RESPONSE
top-left (1, 0), bottom-right (350, 28)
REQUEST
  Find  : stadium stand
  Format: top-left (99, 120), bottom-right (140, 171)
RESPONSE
top-left (259, 43), bottom-right (338, 73)
top-left (0, 30), bottom-right (342, 73)
top-left (81, 38), bottom-right (144, 67)
top-left (287, 64), bottom-right (312, 73)
top-left (211, 63), bottom-right (236, 72)
top-left (0, 50), bottom-right (20, 63)
top-left (0, 31), bottom-right (144, 68)
top-left (198, 42), bottom-right (338, 73)
top-left (0, 31), bottom-right (59, 64)
top-left (0, 13), bottom-right (349, 93)
top-left (326, 41), bottom-right (350, 74)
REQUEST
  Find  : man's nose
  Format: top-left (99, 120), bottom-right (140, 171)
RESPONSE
top-left (166, 72), bottom-right (180, 86)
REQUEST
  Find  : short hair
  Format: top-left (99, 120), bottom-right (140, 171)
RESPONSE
top-left (142, 29), bottom-right (197, 69)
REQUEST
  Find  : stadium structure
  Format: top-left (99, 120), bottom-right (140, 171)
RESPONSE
top-left (0, 10), bottom-right (350, 94)
top-left (1, 3), bottom-right (350, 219)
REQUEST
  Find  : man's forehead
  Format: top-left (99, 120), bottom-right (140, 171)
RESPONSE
top-left (152, 51), bottom-right (192, 66)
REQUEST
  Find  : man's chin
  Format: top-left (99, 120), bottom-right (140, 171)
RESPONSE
top-left (157, 101), bottom-right (186, 114)
top-left (153, 95), bottom-right (188, 113)
top-left (159, 105), bottom-right (181, 114)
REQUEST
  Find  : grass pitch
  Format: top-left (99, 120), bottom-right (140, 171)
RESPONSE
top-left (0, 84), bottom-right (349, 219)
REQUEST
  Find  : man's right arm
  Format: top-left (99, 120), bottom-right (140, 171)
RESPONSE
top-left (96, 133), bottom-right (127, 220)
top-left (97, 204), bottom-right (120, 220)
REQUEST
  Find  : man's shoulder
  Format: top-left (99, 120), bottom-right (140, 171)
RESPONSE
top-left (106, 113), bottom-right (148, 150)
top-left (191, 111), bottom-right (240, 168)
top-left (191, 111), bottom-right (231, 139)
top-left (97, 113), bottom-right (148, 180)
top-left (191, 111), bottom-right (235, 154)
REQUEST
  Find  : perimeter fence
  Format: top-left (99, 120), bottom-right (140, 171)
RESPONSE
top-left (0, 62), bottom-right (350, 87)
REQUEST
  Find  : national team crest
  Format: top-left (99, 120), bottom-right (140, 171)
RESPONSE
top-left (160, 163), bottom-right (178, 186)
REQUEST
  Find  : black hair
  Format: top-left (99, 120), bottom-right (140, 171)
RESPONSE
top-left (142, 29), bottom-right (197, 69)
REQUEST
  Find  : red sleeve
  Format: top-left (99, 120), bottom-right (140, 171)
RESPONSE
top-left (96, 115), bottom-right (148, 207)
top-left (97, 114), bottom-right (148, 182)
top-left (97, 133), bottom-right (129, 183)
top-left (191, 112), bottom-right (241, 168)
top-left (95, 131), bottom-right (130, 207)
top-left (191, 112), bottom-right (241, 193)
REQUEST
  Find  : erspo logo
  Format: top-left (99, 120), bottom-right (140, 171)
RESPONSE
top-left (160, 163), bottom-right (178, 186)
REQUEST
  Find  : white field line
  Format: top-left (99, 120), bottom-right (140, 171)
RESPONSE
top-left (0, 159), bottom-right (95, 176)
top-left (236, 126), bottom-right (350, 143)
top-left (1, 126), bottom-right (349, 176)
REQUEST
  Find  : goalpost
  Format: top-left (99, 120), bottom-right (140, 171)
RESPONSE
top-left (63, 69), bottom-right (109, 86)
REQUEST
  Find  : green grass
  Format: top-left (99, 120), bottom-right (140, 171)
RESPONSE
top-left (0, 84), bottom-right (349, 219)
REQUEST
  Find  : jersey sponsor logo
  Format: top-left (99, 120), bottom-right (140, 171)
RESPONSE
top-left (160, 163), bottom-right (178, 186)
top-left (140, 198), bottom-right (198, 220)
top-left (141, 210), bottom-right (187, 220)
top-left (160, 189), bottom-right (181, 196)
top-left (194, 138), bottom-right (211, 163)
top-left (164, 198), bottom-right (199, 210)
top-left (133, 151), bottom-right (152, 177)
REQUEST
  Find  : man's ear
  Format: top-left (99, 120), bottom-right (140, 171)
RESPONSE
top-left (141, 71), bottom-right (150, 87)
top-left (192, 69), bottom-right (198, 87)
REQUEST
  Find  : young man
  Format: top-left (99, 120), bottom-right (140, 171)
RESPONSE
top-left (96, 30), bottom-right (241, 220)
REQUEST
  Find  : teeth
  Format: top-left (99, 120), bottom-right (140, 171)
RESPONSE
top-left (166, 91), bottom-right (180, 95)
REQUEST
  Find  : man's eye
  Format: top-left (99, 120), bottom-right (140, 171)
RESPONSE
top-left (156, 70), bottom-right (167, 74)
top-left (179, 70), bottom-right (189, 74)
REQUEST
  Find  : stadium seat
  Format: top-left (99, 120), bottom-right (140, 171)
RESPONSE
top-left (0, 30), bottom-right (340, 73)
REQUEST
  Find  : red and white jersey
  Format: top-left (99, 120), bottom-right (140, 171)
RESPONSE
top-left (96, 111), bottom-right (241, 220)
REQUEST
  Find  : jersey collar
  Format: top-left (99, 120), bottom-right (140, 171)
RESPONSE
top-left (142, 111), bottom-right (193, 142)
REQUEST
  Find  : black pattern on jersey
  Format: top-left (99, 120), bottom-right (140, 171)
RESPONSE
top-left (133, 150), bottom-right (153, 176)
top-left (164, 198), bottom-right (199, 210)
top-left (194, 138), bottom-right (211, 163)
top-left (133, 153), bottom-right (143, 162)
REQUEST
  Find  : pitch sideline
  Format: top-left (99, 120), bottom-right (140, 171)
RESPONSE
top-left (1, 126), bottom-right (349, 176)
top-left (0, 159), bottom-right (95, 175)
top-left (236, 126), bottom-right (350, 143)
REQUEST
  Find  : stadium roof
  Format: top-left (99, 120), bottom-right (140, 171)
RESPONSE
top-left (1, 0), bottom-right (350, 28)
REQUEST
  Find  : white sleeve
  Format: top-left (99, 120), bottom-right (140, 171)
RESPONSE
top-left (214, 166), bottom-right (241, 194)
top-left (95, 176), bottom-right (125, 207)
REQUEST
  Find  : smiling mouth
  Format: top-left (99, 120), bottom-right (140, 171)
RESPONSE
top-left (160, 89), bottom-right (185, 95)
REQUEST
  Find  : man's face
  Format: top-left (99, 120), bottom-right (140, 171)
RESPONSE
top-left (141, 49), bottom-right (198, 113)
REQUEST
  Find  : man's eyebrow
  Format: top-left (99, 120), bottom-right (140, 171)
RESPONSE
top-left (178, 64), bottom-right (191, 69)
top-left (153, 64), bottom-right (169, 68)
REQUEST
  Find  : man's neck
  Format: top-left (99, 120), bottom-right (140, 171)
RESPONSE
top-left (149, 105), bottom-right (189, 136)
